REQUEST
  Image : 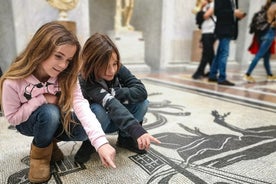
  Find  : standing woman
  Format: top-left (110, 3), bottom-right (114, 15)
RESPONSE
top-left (244, 0), bottom-right (276, 83)
top-left (0, 22), bottom-right (116, 183)
top-left (192, 0), bottom-right (217, 79)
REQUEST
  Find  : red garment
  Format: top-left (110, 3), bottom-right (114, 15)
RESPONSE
top-left (248, 34), bottom-right (276, 54)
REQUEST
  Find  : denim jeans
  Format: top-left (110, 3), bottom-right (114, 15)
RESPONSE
top-left (246, 28), bottom-right (275, 76)
top-left (209, 37), bottom-right (231, 82)
top-left (16, 104), bottom-right (88, 147)
top-left (90, 100), bottom-right (149, 137)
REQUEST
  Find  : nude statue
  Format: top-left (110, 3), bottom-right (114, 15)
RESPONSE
top-left (115, 0), bottom-right (135, 31)
top-left (122, 0), bottom-right (134, 30)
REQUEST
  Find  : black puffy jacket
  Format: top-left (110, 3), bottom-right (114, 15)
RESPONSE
top-left (79, 65), bottom-right (148, 140)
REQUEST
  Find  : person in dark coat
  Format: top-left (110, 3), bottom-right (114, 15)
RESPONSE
top-left (208, 0), bottom-right (246, 86)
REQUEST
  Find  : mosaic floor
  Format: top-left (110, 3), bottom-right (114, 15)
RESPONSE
top-left (0, 64), bottom-right (276, 184)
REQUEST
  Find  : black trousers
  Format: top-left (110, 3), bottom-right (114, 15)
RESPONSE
top-left (193, 33), bottom-right (216, 77)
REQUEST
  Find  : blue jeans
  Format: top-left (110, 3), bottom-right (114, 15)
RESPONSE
top-left (90, 100), bottom-right (149, 137)
top-left (209, 38), bottom-right (231, 82)
top-left (16, 104), bottom-right (88, 148)
top-left (246, 28), bottom-right (275, 75)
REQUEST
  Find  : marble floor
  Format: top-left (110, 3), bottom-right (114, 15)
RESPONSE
top-left (0, 63), bottom-right (276, 184)
top-left (143, 63), bottom-right (276, 106)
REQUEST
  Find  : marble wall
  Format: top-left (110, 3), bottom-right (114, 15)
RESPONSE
top-left (11, 0), bottom-right (90, 49)
top-left (0, 0), bottom-right (16, 72)
top-left (0, 0), bottom-right (89, 72)
top-left (0, 0), bottom-right (268, 73)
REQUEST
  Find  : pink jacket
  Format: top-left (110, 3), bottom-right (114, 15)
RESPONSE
top-left (2, 75), bottom-right (108, 150)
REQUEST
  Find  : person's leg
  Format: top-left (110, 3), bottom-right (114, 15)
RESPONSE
top-left (246, 29), bottom-right (275, 76)
top-left (217, 38), bottom-right (230, 83)
top-left (263, 51), bottom-right (272, 76)
top-left (61, 111), bottom-right (95, 163)
top-left (209, 38), bottom-right (221, 81)
top-left (73, 103), bottom-right (117, 163)
top-left (55, 116), bottom-right (88, 142)
top-left (90, 103), bottom-right (119, 133)
top-left (51, 139), bottom-right (64, 162)
top-left (193, 34), bottom-right (208, 79)
top-left (56, 111), bottom-right (92, 163)
top-left (262, 51), bottom-right (276, 81)
top-left (16, 104), bottom-right (61, 147)
top-left (125, 100), bottom-right (149, 123)
top-left (207, 34), bottom-right (216, 71)
top-left (199, 34), bottom-right (216, 75)
top-left (117, 99), bottom-right (148, 137)
top-left (16, 104), bottom-right (61, 183)
top-left (116, 100), bottom-right (149, 154)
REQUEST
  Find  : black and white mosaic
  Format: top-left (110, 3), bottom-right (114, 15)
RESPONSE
top-left (1, 79), bottom-right (275, 184)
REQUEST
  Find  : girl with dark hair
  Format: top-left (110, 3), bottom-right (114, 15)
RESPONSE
top-left (75, 33), bottom-right (160, 163)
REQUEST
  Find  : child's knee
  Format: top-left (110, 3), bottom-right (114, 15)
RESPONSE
top-left (40, 104), bottom-right (61, 123)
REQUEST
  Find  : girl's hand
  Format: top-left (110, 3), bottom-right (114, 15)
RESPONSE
top-left (137, 133), bottom-right (161, 151)
top-left (97, 144), bottom-right (116, 168)
top-left (235, 9), bottom-right (246, 19)
top-left (44, 93), bottom-right (58, 104)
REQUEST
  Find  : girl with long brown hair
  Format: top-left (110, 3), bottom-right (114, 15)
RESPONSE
top-left (0, 22), bottom-right (116, 183)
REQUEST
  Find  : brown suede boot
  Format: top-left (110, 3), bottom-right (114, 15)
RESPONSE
top-left (28, 142), bottom-right (53, 183)
top-left (51, 139), bottom-right (64, 162)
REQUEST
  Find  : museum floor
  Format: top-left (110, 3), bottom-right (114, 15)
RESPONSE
top-left (1, 62), bottom-right (276, 184)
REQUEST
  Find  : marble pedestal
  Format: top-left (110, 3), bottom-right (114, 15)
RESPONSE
top-left (107, 30), bottom-right (151, 73)
top-left (56, 21), bottom-right (77, 34)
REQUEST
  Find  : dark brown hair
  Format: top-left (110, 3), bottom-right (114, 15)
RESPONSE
top-left (264, 0), bottom-right (276, 10)
top-left (80, 33), bottom-right (121, 81)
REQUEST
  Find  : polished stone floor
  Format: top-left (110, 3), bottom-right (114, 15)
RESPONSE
top-left (0, 63), bottom-right (276, 184)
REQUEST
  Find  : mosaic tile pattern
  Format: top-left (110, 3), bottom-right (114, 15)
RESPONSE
top-left (0, 79), bottom-right (275, 184)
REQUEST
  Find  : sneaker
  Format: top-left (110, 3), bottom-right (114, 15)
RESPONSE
top-left (208, 78), bottom-right (218, 82)
top-left (218, 80), bottom-right (235, 86)
top-left (74, 140), bottom-right (96, 163)
top-left (267, 75), bottom-right (276, 81)
top-left (116, 136), bottom-right (147, 154)
top-left (243, 74), bottom-right (256, 83)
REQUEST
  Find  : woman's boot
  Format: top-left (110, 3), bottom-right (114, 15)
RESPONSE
top-left (51, 139), bottom-right (64, 162)
top-left (28, 142), bottom-right (53, 183)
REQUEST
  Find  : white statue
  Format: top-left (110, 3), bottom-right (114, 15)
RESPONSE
top-left (46, 0), bottom-right (79, 20)
top-left (115, 0), bottom-right (135, 31)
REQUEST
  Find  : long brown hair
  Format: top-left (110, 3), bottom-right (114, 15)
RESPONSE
top-left (264, 0), bottom-right (276, 10)
top-left (0, 21), bottom-right (81, 135)
top-left (80, 33), bottom-right (121, 81)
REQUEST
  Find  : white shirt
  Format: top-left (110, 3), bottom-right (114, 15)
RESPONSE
top-left (201, 2), bottom-right (216, 34)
